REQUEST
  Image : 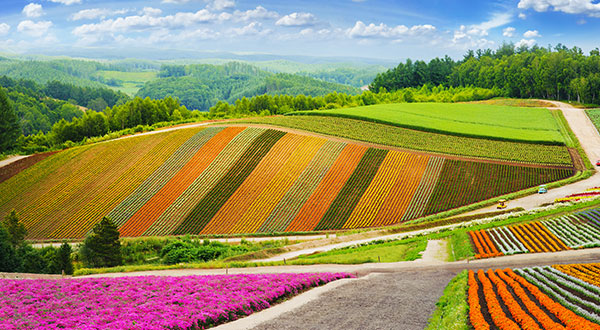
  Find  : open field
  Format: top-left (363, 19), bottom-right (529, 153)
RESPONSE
top-left (237, 116), bottom-right (573, 165)
top-left (290, 103), bottom-right (567, 145)
top-left (96, 70), bottom-right (157, 96)
top-left (0, 125), bottom-right (572, 240)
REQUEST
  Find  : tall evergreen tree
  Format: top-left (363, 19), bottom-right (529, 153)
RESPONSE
top-left (2, 210), bottom-right (27, 249)
top-left (0, 224), bottom-right (18, 272)
top-left (80, 217), bottom-right (122, 268)
top-left (57, 242), bottom-right (73, 275)
top-left (0, 87), bottom-right (20, 152)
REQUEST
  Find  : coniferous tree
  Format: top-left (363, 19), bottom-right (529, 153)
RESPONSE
top-left (0, 224), bottom-right (18, 272)
top-left (2, 210), bottom-right (27, 249)
top-left (57, 242), bottom-right (73, 275)
top-left (80, 217), bottom-right (122, 268)
top-left (0, 87), bottom-right (20, 152)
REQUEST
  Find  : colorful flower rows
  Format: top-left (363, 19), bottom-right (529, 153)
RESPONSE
top-left (0, 272), bottom-right (353, 330)
top-left (468, 265), bottom-right (600, 329)
top-left (556, 187), bottom-right (600, 203)
top-left (0, 125), bottom-right (575, 239)
top-left (470, 209), bottom-right (600, 258)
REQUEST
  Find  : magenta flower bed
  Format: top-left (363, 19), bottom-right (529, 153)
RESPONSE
top-left (0, 272), bottom-right (353, 329)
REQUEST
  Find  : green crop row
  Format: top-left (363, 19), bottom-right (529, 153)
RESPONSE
top-left (236, 116), bottom-right (573, 166)
top-left (174, 129), bottom-right (287, 235)
top-left (424, 160), bottom-right (573, 215)
top-left (315, 148), bottom-right (387, 230)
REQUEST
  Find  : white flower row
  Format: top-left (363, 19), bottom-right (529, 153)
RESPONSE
top-left (542, 215), bottom-right (600, 248)
top-left (488, 227), bottom-right (528, 254)
top-left (535, 267), bottom-right (600, 304)
top-left (544, 266), bottom-right (600, 296)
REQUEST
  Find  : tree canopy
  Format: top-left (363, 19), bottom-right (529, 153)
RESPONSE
top-left (0, 86), bottom-right (20, 152)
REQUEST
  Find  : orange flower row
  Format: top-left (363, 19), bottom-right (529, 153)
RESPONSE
top-left (477, 269), bottom-right (520, 329)
top-left (470, 230), bottom-right (503, 258)
top-left (493, 269), bottom-right (564, 330)
top-left (485, 269), bottom-right (542, 330)
top-left (505, 269), bottom-right (600, 330)
top-left (468, 270), bottom-right (490, 330)
top-left (553, 264), bottom-right (600, 287)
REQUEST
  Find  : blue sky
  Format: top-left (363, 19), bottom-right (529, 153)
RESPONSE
top-left (0, 0), bottom-right (598, 60)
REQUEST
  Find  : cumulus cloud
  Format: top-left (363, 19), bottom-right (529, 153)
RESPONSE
top-left (72, 10), bottom-right (218, 37)
top-left (276, 12), bottom-right (317, 27)
top-left (523, 29), bottom-right (541, 38)
top-left (18, 20), bottom-right (52, 37)
top-left (518, 0), bottom-right (600, 17)
top-left (0, 23), bottom-right (10, 36)
top-left (209, 0), bottom-right (235, 10)
top-left (518, 13), bottom-right (527, 19)
top-left (141, 7), bottom-right (163, 17)
top-left (516, 38), bottom-right (536, 47)
top-left (503, 27), bottom-right (515, 37)
top-left (71, 8), bottom-right (129, 21)
top-left (48, 0), bottom-right (81, 5)
top-left (233, 6), bottom-right (278, 21)
top-left (347, 21), bottom-right (435, 39)
top-left (452, 25), bottom-right (495, 48)
top-left (23, 3), bottom-right (43, 18)
top-left (229, 22), bottom-right (269, 36)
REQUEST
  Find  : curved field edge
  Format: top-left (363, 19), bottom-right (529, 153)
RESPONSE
top-left (0, 125), bottom-right (582, 240)
top-left (287, 103), bottom-right (566, 146)
top-left (232, 116), bottom-right (574, 166)
top-left (425, 270), bottom-right (469, 330)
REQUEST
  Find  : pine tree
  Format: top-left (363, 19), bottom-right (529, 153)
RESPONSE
top-left (80, 217), bottom-right (122, 268)
top-left (57, 242), bottom-right (73, 275)
top-left (0, 87), bottom-right (20, 152)
top-left (3, 210), bottom-right (27, 249)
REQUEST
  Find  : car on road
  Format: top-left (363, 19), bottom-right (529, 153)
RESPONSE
top-left (596, 160), bottom-right (600, 166)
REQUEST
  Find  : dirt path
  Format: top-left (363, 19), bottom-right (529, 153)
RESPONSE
top-left (0, 155), bottom-right (29, 168)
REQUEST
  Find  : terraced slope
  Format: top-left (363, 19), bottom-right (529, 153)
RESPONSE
top-left (0, 126), bottom-right (573, 239)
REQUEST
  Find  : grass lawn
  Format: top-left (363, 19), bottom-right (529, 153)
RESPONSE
top-left (97, 70), bottom-right (157, 96)
top-left (291, 103), bottom-right (566, 144)
top-left (290, 239), bottom-right (427, 264)
top-left (425, 270), bottom-right (469, 330)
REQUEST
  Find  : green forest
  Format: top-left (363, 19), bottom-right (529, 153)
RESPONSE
top-left (370, 43), bottom-right (600, 105)
top-left (138, 62), bottom-right (360, 111)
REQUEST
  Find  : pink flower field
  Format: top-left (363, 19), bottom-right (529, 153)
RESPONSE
top-left (0, 272), bottom-right (353, 329)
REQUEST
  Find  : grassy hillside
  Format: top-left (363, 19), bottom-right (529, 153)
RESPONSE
top-left (239, 116), bottom-right (573, 166)
top-left (0, 126), bottom-right (572, 239)
top-left (96, 70), bottom-right (157, 96)
top-left (290, 103), bottom-right (566, 145)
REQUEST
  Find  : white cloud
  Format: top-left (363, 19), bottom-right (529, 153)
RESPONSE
top-left (71, 8), bottom-right (129, 21)
top-left (17, 20), bottom-right (52, 37)
top-left (229, 22), bottom-right (269, 36)
top-left (471, 12), bottom-right (512, 31)
top-left (23, 3), bottom-right (43, 18)
top-left (503, 27), bottom-right (515, 37)
top-left (209, 0), bottom-right (235, 10)
top-left (141, 7), bottom-right (163, 17)
top-left (516, 38), bottom-right (536, 47)
top-left (518, 0), bottom-right (600, 17)
top-left (523, 29), bottom-right (541, 38)
top-left (233, 6), bottom-right (278, 21)
top-left (518, 13), bottom-right (527, 19)
top-left (347, 21), bottom-right (436, 39)
top-left (73, 10), bottom-right (218, 37)
top-left (276, 12), bottom-right (317, 27)
top-left (48, 0), bottom-right (81, 5)
top-left (0, 23), bottom-right (10, 36)
top-left (452, 25), bottom-right (495, 48)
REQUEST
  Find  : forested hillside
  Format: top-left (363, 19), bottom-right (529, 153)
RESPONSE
top-left (370, 44), bottom-right (600, 104)
top-left (137, 62), bottom-right (360, 111)
top-left (0, 76), bottom-right (129, 136)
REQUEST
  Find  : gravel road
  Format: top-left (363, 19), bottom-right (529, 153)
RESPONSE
top-left (252, 270), bottom-right (457, 330)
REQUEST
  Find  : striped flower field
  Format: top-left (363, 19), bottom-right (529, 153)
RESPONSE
top-left (0, 126), bottom-right (573, 239)
top-left (469, 264), bottom-right (600, 329)
top-left (470, 209), bottom-right (600, 258)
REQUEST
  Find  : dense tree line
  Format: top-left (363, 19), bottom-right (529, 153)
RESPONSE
top-left (299, 67), bottom-right (386, 87)
top-left (0, 76), bottom-right (129, 136)
top-left (209, 85), bottom-right (499, 117)
top-left (370, 43), bottom-right (600, 104)
top-left (14, 96), bottom-right (200, 153)
top-left (0, 211), bottom-right (73, 275)
top-left (139, 62), bottom-right (359, 111)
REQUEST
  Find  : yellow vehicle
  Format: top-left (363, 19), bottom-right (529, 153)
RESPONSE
top-left (497, 199), bottom-right (507, 209)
